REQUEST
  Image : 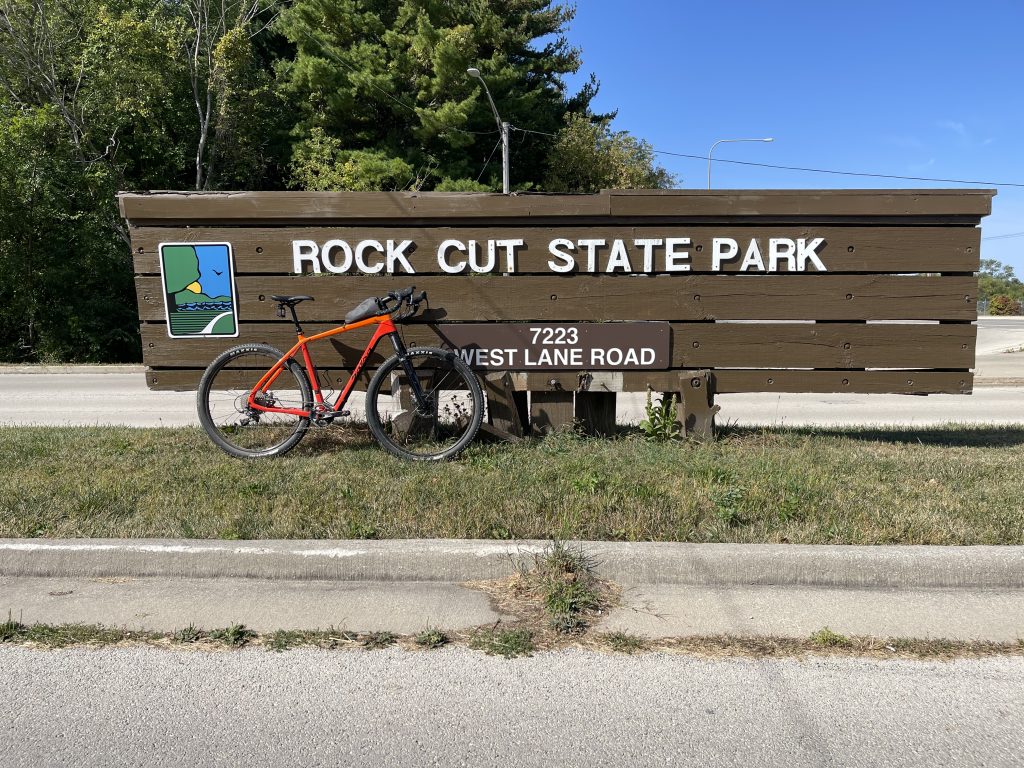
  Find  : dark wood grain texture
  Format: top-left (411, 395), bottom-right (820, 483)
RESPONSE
top-left (119, 189), bottom-right (994, 223)
top-left (135, 274), bottom-right (978, 323)
top-left (129, 225), bottom-right (981, 275)
top-left (144, 368), bottom-right (973, 394)
top-left (139, 321), bottom-right (976, 369)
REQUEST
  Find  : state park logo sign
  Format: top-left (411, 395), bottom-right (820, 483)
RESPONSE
top-left (158, 242), bottom-right (239, 338)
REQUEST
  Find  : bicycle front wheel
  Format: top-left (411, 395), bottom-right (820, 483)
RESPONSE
top-left (365, 347), bottom-right (483, 461)
top-left (197, 343), bottom-right (313, 459)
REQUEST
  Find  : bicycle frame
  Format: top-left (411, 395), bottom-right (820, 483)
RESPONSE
top-left (246, 313), bottom-right (404, 418)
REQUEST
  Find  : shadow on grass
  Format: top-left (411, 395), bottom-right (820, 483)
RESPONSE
top-left (716, 424), bottom-right (1024, 448)
top-left (287, 424), bottom-right (383, 456)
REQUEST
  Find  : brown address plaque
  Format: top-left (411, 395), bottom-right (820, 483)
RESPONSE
top-left (427, 322), bottom-right (670, 371)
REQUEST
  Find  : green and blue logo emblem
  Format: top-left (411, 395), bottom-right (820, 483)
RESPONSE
top-left (159, 242), bottom-right (238, 338)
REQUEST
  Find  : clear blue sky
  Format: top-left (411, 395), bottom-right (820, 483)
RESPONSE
top-left (559, 0), bottom-right (1024, 274)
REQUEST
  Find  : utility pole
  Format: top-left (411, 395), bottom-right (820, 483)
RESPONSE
top-left (501, 121), bottom-right (510, 195)
top-left (467, 67), bottom-right (510, 194)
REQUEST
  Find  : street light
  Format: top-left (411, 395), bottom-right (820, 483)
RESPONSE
top-left (467, 67), bottom-right (510, 194)
top-left (707, 137), bottom-right (774, 189)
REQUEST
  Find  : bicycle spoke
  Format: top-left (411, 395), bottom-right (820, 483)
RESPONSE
top-left (366, 348), bottom-right (482, 461)
top-left (198, 346), bottom-right (311, 458)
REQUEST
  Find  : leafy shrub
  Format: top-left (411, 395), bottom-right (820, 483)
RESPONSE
top-left (989, 294), bottom-right (1021, 316)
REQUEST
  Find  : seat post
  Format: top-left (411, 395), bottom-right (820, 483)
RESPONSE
top-left (287, 304), bottom-right (304, 335)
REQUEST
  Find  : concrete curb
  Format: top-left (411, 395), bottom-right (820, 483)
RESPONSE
top-left (2, 539), bottom-right (1022, 589)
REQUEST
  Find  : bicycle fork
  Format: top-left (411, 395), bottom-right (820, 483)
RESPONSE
top-left (388, 332), bottom-right (430, 412)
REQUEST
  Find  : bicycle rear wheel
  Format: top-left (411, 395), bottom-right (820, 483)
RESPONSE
top-left (365, 347), bottom-right (483, 461)
top-left (197, 343), bottom-right (312, 459)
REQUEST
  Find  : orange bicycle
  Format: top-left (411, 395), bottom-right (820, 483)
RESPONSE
top-left (197, 287), bottom-right (483, 461)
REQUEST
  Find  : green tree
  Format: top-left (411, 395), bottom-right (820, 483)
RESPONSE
top-left (275, 0), bottom-right (597, 191)
top-left (168, 0), bottom-right (287, 189)
top-left (978, 258), bottom-right (1024, 310)
top-left (543, 113), bottom-right (674, 193)
top-left (0, 106), bottom-right (139, 361)
top-left (0, 0), bottom-right (192, 361)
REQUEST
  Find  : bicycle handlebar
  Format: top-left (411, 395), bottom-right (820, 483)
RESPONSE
top-left (381, 286), bottom-right (427, 321)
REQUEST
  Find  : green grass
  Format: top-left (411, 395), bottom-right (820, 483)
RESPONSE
top-left (361, 631), bottom-right (397, 650)
top-left (414, 628), bottom-right (449, 649)
top-left (809, 627), bottom-right (854, 648)
top-left (207, 624), bottom-right (255, 647)
top-left (469, 627), bottom-right (535, 658)
top-left (600, 632), bottom-right (651, 654)
top-left (529, 542), bottom-right (604, 634)
top-left (2, 424), bottom-right (1024, 543)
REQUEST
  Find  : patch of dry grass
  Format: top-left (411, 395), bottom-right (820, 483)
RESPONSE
top-left (3, 617), bottom-right (1021, 661)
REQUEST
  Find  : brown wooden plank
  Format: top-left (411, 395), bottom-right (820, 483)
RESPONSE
top-left (145, 367), bottom-right (973, 394)
top-left (119, 190), bottom-right (995, 224)
top-left (135, 274), bottom-right (979, 323)
top-left (119, 191), bottom-right (610, 224)
top-left (130, 226), bottom-right (981, 275)
top-left (484, 372), bottom-right (525, 438)
top-left (608, 190), bottom-right (995, 218)
top-left (523, 370), bottom-right (973, 395)
top-left (575, 392), bottom-right (616, 436)
top-left (140, 321), bottom-right (977, 370)
top-left (530, 391), bottom-right (575, 433)
top-left (675, 322), bottom-right (977, 368)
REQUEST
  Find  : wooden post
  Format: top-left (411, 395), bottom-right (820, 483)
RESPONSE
top-left (478, 372), bottom-right (525, 442)
top-left (575, 392), bottom-right (616, 436)
top-left (678, 370), bottom-right (720, 441)
top-left (530, 390), bottom-right (575, 434)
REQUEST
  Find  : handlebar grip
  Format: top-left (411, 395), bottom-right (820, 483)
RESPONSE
top-left (414, 291), bottom-right (427, 304)
top-left (389, 286), bottom-right (415, 302)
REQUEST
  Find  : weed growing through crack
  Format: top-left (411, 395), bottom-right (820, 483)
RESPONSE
top-left (810, 627), bottom-right (853, 648)
top-left (601, 632), bottom-right (651, 654)
top-left (529, 541), bottom-right (605, 634)
top-left (362, 631), bottom-right (396, 650)
top-left (1, 613), bottom-right (25, 643)
top-left (268, 630), bottom-right (305, 651)
top-left (174, 624), bottom-right (202, 644)
top-left (265, 629), bottom-right (358, 651)
top-left (208, 624), bottom-right (254, 647)
top-left (470, 627), bottom-right (534, 658)
top-left (414, 628), bottom-right (449, 649)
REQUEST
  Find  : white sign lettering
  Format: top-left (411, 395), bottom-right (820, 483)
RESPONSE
top-left (292, 235), bottom-right (830, 275)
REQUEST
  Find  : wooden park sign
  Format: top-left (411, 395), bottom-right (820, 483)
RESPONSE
top-left (120, 188), bottom-right (994, 437)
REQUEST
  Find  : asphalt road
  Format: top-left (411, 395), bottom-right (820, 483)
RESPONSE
top-left (2, 646), bottom-right (1021, 767)
top-left (3, 377), bottom-right (1023, 428)
top-left (1, 318), bottom-right (1022, 428)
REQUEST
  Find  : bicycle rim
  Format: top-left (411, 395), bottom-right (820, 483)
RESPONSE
top-left (366, 349), bottom-right (482, 461)
top-left (199, 346), bottom-right (311, 458)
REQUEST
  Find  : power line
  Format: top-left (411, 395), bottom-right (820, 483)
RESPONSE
top-left (476, 138), bottom-right (502, 182)
top-left (983, 231), bottom-right (1024, 241)
top-left (511, 125), bottom-right (1024, 189)
top-left (652, 149), bottom-right (1024, 188)
top-left (509, 125), bottom-right (557, 138)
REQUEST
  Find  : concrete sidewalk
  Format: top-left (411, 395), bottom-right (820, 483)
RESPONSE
top-left (2, 539), bottom-right (1022, 642)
